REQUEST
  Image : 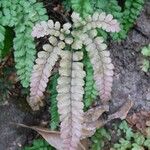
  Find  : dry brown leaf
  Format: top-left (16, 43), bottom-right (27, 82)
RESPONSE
top-left (126, 110), bottom-right (150, 135)
top-left (16, 124), bottom-right (62, 150)
top-left (16, 124), bottom-right (86, 150)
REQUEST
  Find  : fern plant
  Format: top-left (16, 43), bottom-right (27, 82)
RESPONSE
top-left (0, 0), bottom-right (48, 87)
top-left (28, 11), bottom-right (120, 149)
top-left (141, 44), bottom-right (150, 72)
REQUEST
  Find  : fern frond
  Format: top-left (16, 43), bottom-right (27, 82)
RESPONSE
top-left (123, 0), bottom-right (144, 30)
top-left (83, 49), bottom-right (98, 109)
top-left (71, 12), bottom-right (120, 33)
top-left (57, 51), bottom-right (85, 150)
top-left (48, 73), bottom-right (60, 130)
top-left (29, 44), bottom-right (60, 110)
top-left (71, 0), bottom-right (93, 18)
top-left (86, 12), bottom-right (120, 32)
top-left (111, 0), bottom-right (144, 40)
top-left (84, 36), bottom-right (114, 103)
top-left (14, 31), bottom-right (36, 87)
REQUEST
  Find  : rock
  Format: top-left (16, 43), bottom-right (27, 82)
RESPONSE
top-left (0, 103), bottom-right (27, 150)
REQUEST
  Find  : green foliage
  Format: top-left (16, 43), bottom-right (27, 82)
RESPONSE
top-left (111, 121), bottom-right (150, 150)
top-left (91, 128), bottom-right (111, 150)
top-left (0, 0), bottom-right (48, 87)
top-left (48, 73), bottom-right (60, 130)
top-left (83, 49), bottom-right (98, 109)
top-left (112, 0), bottom-right (144, 40)
top-left (91, 0), bottom-right (122, 19)
top-left (141, 44), bottom-right (150, 72)
top-left (63, 0), bottom-right (93, 18)
top-left (23, 138), bottom-right (55, 150)
top-left (63, 0), bottom-right (144, 41)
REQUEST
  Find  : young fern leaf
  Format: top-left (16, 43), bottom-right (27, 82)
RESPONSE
top-left (84, 35), bottom-right (114, 103)
top-left (57, 51), bottom-right (85, 150)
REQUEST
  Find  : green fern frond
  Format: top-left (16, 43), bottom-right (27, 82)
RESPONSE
top-left (48, 73), bottom-right (60, 130)
top-left (14, 30), bottom-right (36, 87)
top-left (112, 0), bottom-right (144, 40)
top-left (64, 0), bottom-right (93, 18)
top-left (83, 49), bottom-right (98, 109)
top-left (0, 0), bottom-right (48, 87)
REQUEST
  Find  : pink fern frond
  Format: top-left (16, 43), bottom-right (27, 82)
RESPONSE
top-left (28, 44), bottom-right (60, 110)
top-left (57, 51), bottom-right (85, 150)
top-left (71, 12), bottom-right (120, 33)
top-left (84, 35), bottom-right (114, 103)
top-left (31, 20), bottom-right (72, 39)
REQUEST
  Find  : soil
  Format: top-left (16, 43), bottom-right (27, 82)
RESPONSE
top-left (0, 0), bottom-right (150, 150)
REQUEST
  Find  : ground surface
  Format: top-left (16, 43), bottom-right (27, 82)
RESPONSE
top-left (0, 1), bottom-right (150, 150)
